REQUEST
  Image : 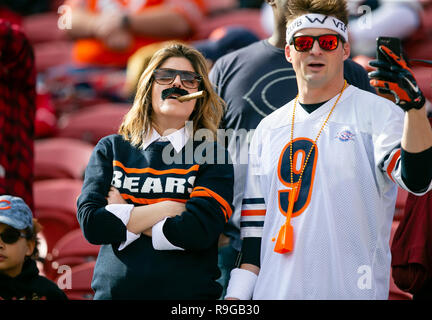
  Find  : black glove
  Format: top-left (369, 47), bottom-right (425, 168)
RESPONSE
top-left (368, 45), bottom-right (425, 111)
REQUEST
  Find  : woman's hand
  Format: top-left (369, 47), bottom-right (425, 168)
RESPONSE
top-left (106, 186), bottom-right (127, 205)
top-left (162, 200), bottom-right (186, 218)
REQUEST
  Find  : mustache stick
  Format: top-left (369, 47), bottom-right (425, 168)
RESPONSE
top-left (177, 90), bottom-right (206, 102)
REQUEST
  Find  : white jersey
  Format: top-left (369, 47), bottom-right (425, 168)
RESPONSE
top-left (241, 85), bottom-right (432, 300)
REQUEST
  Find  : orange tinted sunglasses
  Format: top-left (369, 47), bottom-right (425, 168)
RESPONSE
top-left (290, 34), bottom-right (344, 52)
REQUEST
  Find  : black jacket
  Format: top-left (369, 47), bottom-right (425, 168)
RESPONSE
top-left (0, 259), bottom-right (68, 300)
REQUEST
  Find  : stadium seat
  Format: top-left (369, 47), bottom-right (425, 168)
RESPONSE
top-left (55, 261), bottom-right (96, 300)
top-left (56, 103), bottom-right (130, 145)
top-left (33, 179), bottom-right (83, 256)
top-left (34, 137), bottom-right (93, 180)
top-left (46, 228), bottom-right (100, 280)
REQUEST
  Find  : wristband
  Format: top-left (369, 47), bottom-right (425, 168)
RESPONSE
top-left (225, 268), bottom-right (258, 300)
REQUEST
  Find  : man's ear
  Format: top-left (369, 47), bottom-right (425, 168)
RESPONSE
top-left (342, 41), bottom-right (351, 61)
top-left (285, 43), bottom-right (292, 63)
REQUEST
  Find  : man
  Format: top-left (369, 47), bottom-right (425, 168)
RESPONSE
top-left (225, 0), bottom-right (432, 299)
top-left (209, 0), bottom-right (375, 296)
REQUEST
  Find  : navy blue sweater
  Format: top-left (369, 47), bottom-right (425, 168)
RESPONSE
top-left (77, 134), bottom-right (234, 299)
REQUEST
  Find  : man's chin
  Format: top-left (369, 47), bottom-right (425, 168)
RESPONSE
top-left (304, 75), bottom-right (328, 87)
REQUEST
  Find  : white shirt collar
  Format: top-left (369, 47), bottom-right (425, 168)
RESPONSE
top-left (142, 127), bottom-right (190, 153)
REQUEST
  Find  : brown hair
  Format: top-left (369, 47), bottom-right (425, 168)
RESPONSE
top-left (286, 0), bottom-right (348, 25)
top-left (24, 218), bottom-right (43, 260)
top-left (119, 42), bottom-right (225, 148)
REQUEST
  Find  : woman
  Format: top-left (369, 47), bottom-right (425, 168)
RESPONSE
top-left (77, 43), bottom-right (234, 300)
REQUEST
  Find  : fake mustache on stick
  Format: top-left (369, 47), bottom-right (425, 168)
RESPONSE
top-left (161, 87), bottom-right (206, 102)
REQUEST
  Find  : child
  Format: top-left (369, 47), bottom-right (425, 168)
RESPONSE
top-left (0, 195), bottom-right (67, 300)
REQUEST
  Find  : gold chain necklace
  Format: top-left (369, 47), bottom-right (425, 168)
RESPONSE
top-left (290, 80), bottom-right (347, 188)
top-left (274, 80), bottom-right (348, 254)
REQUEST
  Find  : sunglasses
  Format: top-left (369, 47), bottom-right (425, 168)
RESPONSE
top-left (290, 34), bottom-right (344, 52)
top-left (0, 228), bottom-right (27, 244)
top-left (153, 68), bottom-right (202, 89)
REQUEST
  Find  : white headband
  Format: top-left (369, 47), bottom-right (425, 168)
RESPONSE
top-left (286, 13), bottom-right (349, 44)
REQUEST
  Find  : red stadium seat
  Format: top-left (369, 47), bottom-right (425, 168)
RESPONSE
top-left (55, 261), bottom-right (96, 300)
top-left (33, 179), bottom-right (83, 255)
top-left (46, 228), bottom-right (100, 280)
top-left (34, 137), bottom-right (93, 180)
top-left (56, 103), bottom-right (130, 145)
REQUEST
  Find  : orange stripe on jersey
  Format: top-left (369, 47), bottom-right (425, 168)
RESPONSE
top-left (121, 193), bottom-right (187, 205)
top-left (190, 186), bottom-right (232, 221)
top-left (386, 149), bottom-right (401, 183)
top-left (241, 210), bottom-right (266, 216)
top-left (113, 160), bottom-right (199, 175)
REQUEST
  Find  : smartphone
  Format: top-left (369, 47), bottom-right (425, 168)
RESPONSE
top-left (376, 36), bottom-right (402, 61)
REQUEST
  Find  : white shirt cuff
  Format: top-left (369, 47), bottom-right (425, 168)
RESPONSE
top-left (225, 268), bottom-right (258, 300)
top-left (105, 204), bottom-right (140, 250)
top-left (151, 217), bottom-right (184, 251)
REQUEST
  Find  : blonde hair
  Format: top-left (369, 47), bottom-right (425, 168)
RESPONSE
top-left (286, 0), bottom-right (348, 25)
top-left (119, 42), bottom-right (225, 148)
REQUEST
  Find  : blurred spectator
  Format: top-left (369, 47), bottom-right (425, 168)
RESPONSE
top-left (348, 0), bottom-right (422, 58)
top-left (194, 26), bottom-right (260, 69)
top-left (0, 0), bottom-right (53, 16)
top-left (239, 0), bottom-right (265, 9)
top-left (0, 5), bottom-right (22, 26)
top-left (392, 189), bottom-right (432, 300)
top-left (123, 27), bottom-right (260, 99)
top-left (64, 0), bottom-right (207, 67)
top-left (260, 1), bottom-right (272, 37)
top-left (368, 41), bottom-right (432, 301)
top-left (0, 20), bottom-right (36, 210)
